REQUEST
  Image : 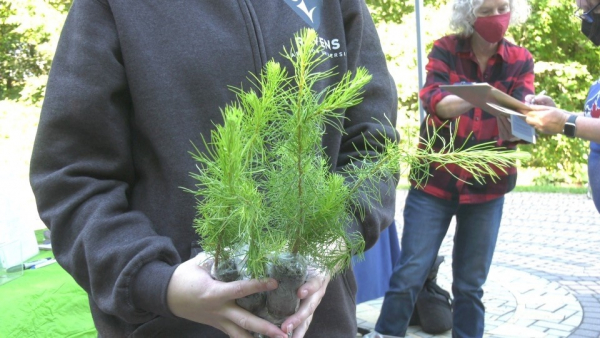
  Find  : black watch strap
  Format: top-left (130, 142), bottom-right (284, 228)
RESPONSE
top-left (563, 114), bottom-right (578, 138)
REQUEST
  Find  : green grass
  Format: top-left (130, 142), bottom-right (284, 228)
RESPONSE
top-left (34, 229), bottom-right (47, 243)
top-left (513, 185), bottom-right (587, 194)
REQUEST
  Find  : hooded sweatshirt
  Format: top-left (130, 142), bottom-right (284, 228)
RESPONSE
top-left (30, 0), bottom-right (398, 336)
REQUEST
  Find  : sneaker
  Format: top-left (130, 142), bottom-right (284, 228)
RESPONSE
top-left (362, 331), bottom-right (403, 338)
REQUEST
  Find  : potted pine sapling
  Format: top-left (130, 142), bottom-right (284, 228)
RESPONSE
top-left (187, 28), bottom-right (530, 334)
top-left (188, 28), bottom-right (374, 328)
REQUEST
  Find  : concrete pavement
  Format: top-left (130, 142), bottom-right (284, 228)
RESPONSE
top-left (356, 190), bottom-right (600, 338)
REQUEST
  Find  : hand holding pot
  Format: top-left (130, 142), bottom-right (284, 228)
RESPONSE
top-left (279, 267), bottom-right (331, 337)
top-left (166, 255), bottom-right (286, 338)
top-left (278, 237), bottom-right (344, 337)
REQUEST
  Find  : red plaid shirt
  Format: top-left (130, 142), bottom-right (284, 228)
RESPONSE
top-left (416, 35), bottom-right (535, 204)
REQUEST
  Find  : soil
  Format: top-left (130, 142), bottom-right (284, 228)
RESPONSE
top-left (213, 258), bottom-right (239, 282)
top-left (236, 289), bottom-right (267, 313)
top-left (212, 253), bottom-right (309, 334)
top-left (265, 253), bottom-right (308, 324)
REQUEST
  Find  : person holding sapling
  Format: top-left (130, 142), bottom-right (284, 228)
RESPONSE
top-left (29, 1), bottom-right (398, 337)
top-left (368, 0), bottom-right (534, 336)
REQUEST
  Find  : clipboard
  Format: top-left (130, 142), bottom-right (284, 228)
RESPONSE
top-left (439, 83), bottom-right (536, 143)
top-left (439, 83), bottom-right (531, 117)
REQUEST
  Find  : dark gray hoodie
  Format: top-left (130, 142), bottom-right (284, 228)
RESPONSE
top-left (30, 0), bottom-right (398, 336)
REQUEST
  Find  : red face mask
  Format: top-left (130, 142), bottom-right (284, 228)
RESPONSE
top-left (473, 12), bottom-right (511, 43)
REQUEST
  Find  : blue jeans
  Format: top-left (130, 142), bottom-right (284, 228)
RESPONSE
top-left (589, 143), bottom-right (600, 213)
top-left (375, 189), bottom-right (504, 338)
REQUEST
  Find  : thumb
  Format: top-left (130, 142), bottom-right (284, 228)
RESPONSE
top-left (524, 112), bottom-right (539, 126)
top-left (219, 278), bottom-right (279, 301)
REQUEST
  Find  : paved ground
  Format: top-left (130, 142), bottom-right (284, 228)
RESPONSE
top-left (356, 190), bottom-right (600, 338)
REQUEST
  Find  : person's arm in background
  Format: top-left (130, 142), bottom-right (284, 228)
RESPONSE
top-left (436, 95), bottom-right (475, 119)
top-left (420, 41), bottom-right (535, 141)
top-left (575, 117), bottom-right (600, 142)
top-left (29, 1), bottom-right (286, 337)
top-left (500, 47), bottom-right (535, 144)
top-left (420, 40), bottom-right (474, 120)
top-left (506, 49), bottom-right (535, 104)
top-left (523, 93), bottom-right (600, 143)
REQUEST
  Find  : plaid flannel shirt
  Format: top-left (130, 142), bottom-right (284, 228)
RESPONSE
top-left (416, 35), bottom-right (534, 204)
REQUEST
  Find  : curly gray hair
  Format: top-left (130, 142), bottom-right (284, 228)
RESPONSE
top-left (449, 0), bottom-right (530, 36)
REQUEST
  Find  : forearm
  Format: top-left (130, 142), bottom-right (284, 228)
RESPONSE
top-left (340, 1), bottom-right (399, 249)
top-left (525, 107), bottom-right (600, 142)
top-left (435, 94), bottom-right (474, 119)
top-left (338, 123), bottom-right (399, 250)
top-left (576, 117), bottom-right (600, 143)
top-left (30, 0), bottom-right (181, 321)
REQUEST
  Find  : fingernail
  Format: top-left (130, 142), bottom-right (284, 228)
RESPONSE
top-left (267, 278), bottom-right (278, 290)
top-left (300, 289), bottom-right (308, 298)
top-left (287, 323), bottom-right (294, 333)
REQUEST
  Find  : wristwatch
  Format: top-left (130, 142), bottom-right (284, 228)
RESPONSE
top-left (563, 114), bottom-right (578, 138)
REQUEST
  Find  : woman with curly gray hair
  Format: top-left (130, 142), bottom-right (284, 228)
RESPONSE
top-left (450, 0), bottom-right (530, 37)
top-left (366, 0), bottom-right (535, 337)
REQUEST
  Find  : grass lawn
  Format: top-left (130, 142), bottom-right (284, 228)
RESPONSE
top-left (513, 185), bottom-right (587, 194)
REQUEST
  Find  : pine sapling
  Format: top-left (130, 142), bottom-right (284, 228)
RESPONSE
top-left (187, 28), bottom-right (530, 333)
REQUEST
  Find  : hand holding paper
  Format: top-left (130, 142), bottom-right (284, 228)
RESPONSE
top-left (440, 83), bottom-right (536, 143)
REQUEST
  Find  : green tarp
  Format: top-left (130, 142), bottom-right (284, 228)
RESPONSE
top-left (0, 251), bottom-right (96, 338)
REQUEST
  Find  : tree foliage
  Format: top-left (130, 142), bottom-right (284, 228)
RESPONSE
top-left (0, 0), bottom-right (66, 101)
top-left (366, 0), bottom-right (445, 24)
top-left (189, 28), bottom-right (528, 280)
top-left (47, 0), bottom-right (72, 14)
top-left (0, 0), bottom-right (45, 99)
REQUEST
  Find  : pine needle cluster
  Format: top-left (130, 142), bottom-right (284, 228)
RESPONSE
top-left (405, 118), bottom-right (532, 188)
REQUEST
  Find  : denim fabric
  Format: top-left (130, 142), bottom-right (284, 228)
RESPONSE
top-left (589, 143), bottom-right (600, 213)
top-left (375, 189), bottom-right (504, 338)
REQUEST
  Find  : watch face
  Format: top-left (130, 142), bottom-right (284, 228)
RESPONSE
top-left (563, 114), bottom-right (578, 137)
top-left (563, 114), bottom-right (577, 137)
top-left (564, 122), bottom-right (577, 137)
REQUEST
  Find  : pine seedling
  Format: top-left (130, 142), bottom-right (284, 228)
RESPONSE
top-left (187, 28), bottom-right (531, 328)
top-left (188, 28), bottom-right (530, 281)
